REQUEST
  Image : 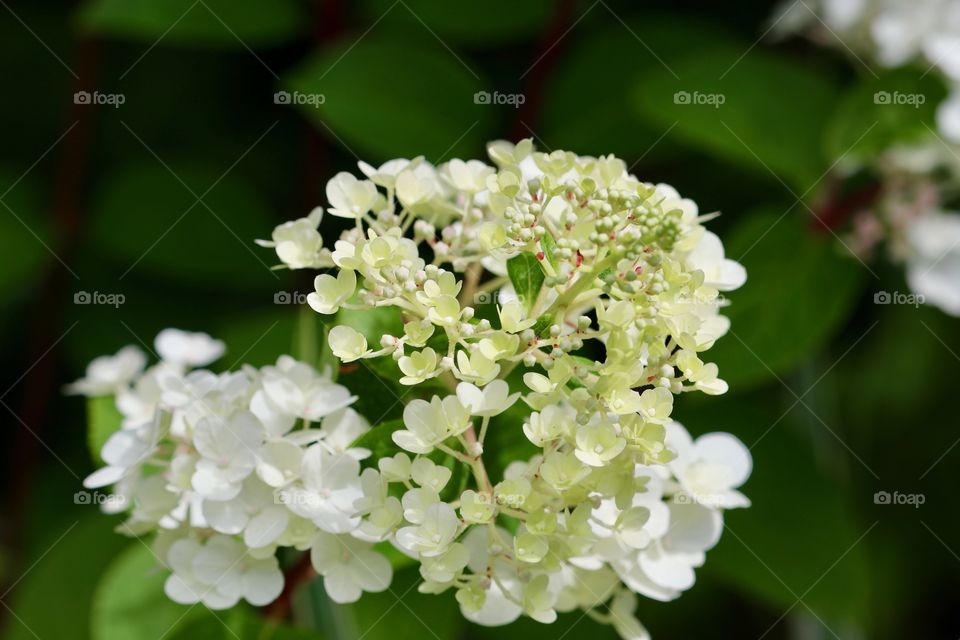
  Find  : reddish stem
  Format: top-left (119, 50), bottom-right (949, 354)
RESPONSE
top-left (263, 552), bottom-right (316, 621)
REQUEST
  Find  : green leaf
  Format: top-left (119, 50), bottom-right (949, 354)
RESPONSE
top-left (5, 517), bottom-right (128, 640)
top-left (708, 210), bottom-right (864, 389)
top-left (633, 43), bottom-right (839, 189)
top-left (284, 35), bottom-right (493, 161)
top-left (676, 391), bottom-right (870, 627)
top-left (350, 418), bottom-right (405, 459)
top-left (87, 395), bottom-right (123, 464)
top-left (824, 68), bottom-right (948, 161)
top-left (91, 544), bottom-right (211, 640)
top-left (90, 164), bottom-right (279, 291)
top-left (338, 566), bottom-right (464, 640)
top-left (542, 17), bottom-right (727, 160)
top-left (216, 308), bottom-right (300, 369)
top-left (79, 0), bottom-right (305, 49)
top-left (539, 231), bottom-right (559, 272)
top-left (506, 253), bottom-right (545, 313)
top-left (357, 0), bottom-right (553, 45)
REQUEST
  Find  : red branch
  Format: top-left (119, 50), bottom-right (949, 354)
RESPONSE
top-left (263, 552), bottom-right (316, 621)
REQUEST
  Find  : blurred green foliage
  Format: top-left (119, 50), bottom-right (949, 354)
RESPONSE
top-left (2, 1), bottom-right (959, 640)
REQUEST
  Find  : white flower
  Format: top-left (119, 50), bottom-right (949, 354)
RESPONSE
top-left (66, 345), bottom-right (146, 396)
top-left (165, 534), bottom-right (283, 608)
top-left (327, 325), bottom-right (370, 363)
top-left (443, 159), bottom-right (495, 193)
top-left (279, 445), bottom-right (363, 533)
top-left (155, 329), bottom-right (225, 368)
top-left (396, 502), bottom-right (460, 557)
top-left (905, 212), bottom-right (960, 316)
top-left (326, 172), bottom-right (379, 219)
top-left (456, 380), bottom-right (520, 417)
top-left (392, 395), bottom-right (471, 454)
top-left (201, 476), bottom-right (290, 549)
top-left (398, 347), bottom-right (439, 385)
top-left (252, 356), bottom-right (356, 433)
top-left (310, 532), bottom-right (392, 603)
top-left (574, 421), bottom-right (626, 467)
top-left (687, 230), bottom-right (746, 292)
top-left (358, 157), bottom-right (418, 188)
top-left (255, 207), bottom-right (325, 269)
top-left (666, 422), bottom-right (752, 509)
top-left (191, 411), bottom-right (265, 501)
top-left (83, 417), bottom-right (164, 489)
top-left (308, 268), bottom-right (356, 315)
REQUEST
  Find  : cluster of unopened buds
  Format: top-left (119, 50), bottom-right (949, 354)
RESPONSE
top-left (73, 140), bottom-right (752, 639)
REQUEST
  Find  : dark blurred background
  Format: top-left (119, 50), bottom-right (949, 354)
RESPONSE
top-left (1, 0), bottom-right (959, 638)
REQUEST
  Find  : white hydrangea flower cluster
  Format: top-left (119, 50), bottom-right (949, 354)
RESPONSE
top-left (776, 0), bottom-right (960, 140)
top-left (772, 1), bottom-right (960, 316)
top-left (256, 140), bottom-right (749, 636)
top-left (71, 329), bottom-right (390, 608)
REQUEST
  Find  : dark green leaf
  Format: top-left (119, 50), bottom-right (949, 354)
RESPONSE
top-left (350, 418), bottom-right (405, 459)
top-left (90, 164), bottom-right (279, 291)
top-left (0, 169), bottom-right (50, 298)
top-left (506, 252), bottom-right (545, 313)
top-left (358, 0), bottom-right (553, 45)
top-left (79, 0), bottom-right (305, 49)
top-left (284, 35), bottom-right (492, 161)
top-left (824, 68), bottom-right (948, 161)
top-left (708, 210), bottom-right (865, 389)
top-left (634, 43), bottom-right (839, 189)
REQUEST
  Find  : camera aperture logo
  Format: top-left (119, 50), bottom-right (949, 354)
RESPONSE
top-left (474, 91), bottom-right (525, 108)
top-left (74, 291), bottom-right (125, 308)
top-left (74, 90), bottom-right (125, 108)
top-left (874, 490), bottom-right (925, 508)
top-left (274, 90), bottom-right (325, 108)
top-left (673, 90), bottom-right (725, 108)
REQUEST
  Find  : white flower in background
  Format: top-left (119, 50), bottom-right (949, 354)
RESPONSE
top-left (325, 172), bottom-right (379, 218)
top-left (66, 345), bottom-right (146, 396)
top-left (155, 329), bottom-right (225, 368)
top-left (279, 445), bottom-right (363, 533)
top-left (309, 532), bottom-right (392, 603)
top-left (166, 534), bottom-right (283, 608)
top-left (83, 417), bottom-right (163, 489)
top-left (905, 212), bottom-right (960, 316)
top-left (255, 207), bottom-right (325, 269)
top-left (191, 411), bottom-right (264, 501)
top-left (202, 476), bottom-right (290, 549)
top-left (250, 355), bottom-right (356, 434)
top-left (666, 422), bottom-right (752, 509)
